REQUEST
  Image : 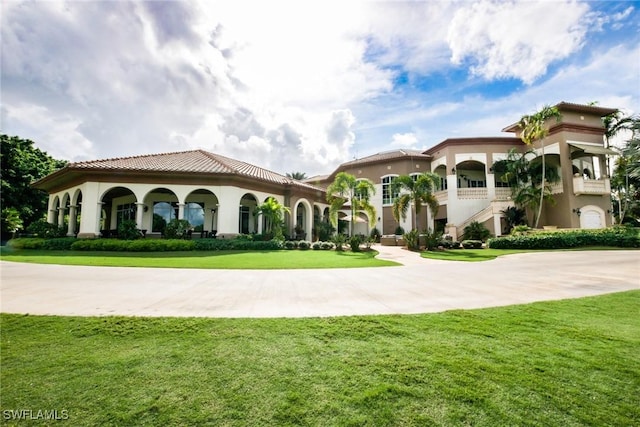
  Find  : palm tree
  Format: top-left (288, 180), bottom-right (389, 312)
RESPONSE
top-left (605, 113), bottom-right (639, 224)
top-left (254, 197), bottom-right (290, 240)
top-left (517, 105), bottom-right (561, 228)
top-left (493, 148), bottom-right (560, 227)
top-left (390, 172), bottom-right (440, 232)
top-left (326, 172), bottom-right (376, 237)
top-left (286, 172), bottom-right (307, 180)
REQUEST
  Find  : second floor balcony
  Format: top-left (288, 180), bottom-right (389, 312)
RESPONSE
top-left (573, 177), bottom-right (611, 196)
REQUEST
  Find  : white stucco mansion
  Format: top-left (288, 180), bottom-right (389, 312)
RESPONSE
top-left (33, 102), bottom-right (618, 240)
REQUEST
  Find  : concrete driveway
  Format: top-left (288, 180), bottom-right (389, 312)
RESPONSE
top-left (1, 247), bottom-right (638, 318)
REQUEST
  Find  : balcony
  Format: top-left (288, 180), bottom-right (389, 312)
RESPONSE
top-left (457, 188), bottom-right (488, 199)
top-left (573, 177), bottom-right (611, 196)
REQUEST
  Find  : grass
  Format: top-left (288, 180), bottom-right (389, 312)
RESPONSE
top-left (0, 249), bottom-right (398, 269)
top-left (2, 291), bottom-right (639, 426)
top-left (420, 246), bottom-right (634, 262)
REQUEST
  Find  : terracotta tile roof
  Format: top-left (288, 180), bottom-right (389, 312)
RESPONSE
top-left (340, 149), bottom-right (430, 167)
top-left (66, 149), bottom-right (321, 190)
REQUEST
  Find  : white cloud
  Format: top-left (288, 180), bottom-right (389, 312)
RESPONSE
top-left (447, 0), bottom-right (591, 84)
top-left (391, 132), bottom-right (418, 147)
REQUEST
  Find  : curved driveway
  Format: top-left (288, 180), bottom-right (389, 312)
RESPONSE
top-left (1, 247), bottom-right (638, 318)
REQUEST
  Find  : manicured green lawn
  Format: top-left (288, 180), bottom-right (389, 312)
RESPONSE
top-left (420, 247), bottom-right (633, 262)
top-left (2, 291), bottom-right (638, 426)
top-left (0, 249), bottom-right (398, 269)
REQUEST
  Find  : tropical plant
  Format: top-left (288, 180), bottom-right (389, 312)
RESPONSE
top-left (314, 220), bottom-right (335, 242)
top-left (286, 171), bottom-right (307, 180)
top-left (254, 197), bottom-right (290, 240)
top-left (25, 219), bottom-right (66, 238)
top-left (462, 221), bottom-right (491, 241)
top-left (501, 206), bottom-right (527, 234)
top-left (117, 219), bottom-right (142, 240)
top-left (390, 173), bottom-right (440, 232)
top-left (609, 116), bottom-right (640, 225)
top-left (163, 219), bottom-right (192, 240)
top-left (493, 148), bottom-right (560, 227)
top-left (326, 172), bottom-right (376, 237)
top-left (348, 235), bottom-right (362, 252)
top-left (516, 105), bottom-right (562, 228)
top-left (1, 208), bottom-right (23, 239)
top-left (330, 233), bottom-right (347, 251)
top-left (422, 229), bottom-right (443, 251)
top-left (403, 229), bottom-right (420, 251)
top-left (369, 227), bottom-right (381, 243)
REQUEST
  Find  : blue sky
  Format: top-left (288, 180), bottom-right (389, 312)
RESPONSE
top-left (2, 0), bottom-right (638, 176)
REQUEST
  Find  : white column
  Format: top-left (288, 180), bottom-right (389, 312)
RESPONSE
top-left (178, 203), bottom-right (185, 220)
top-left (48, 209), bottom-right (56, 224)
top-left (135, 203), bottom-right (145, 230)
top-left (257, 212), bottom-right (263, 234)
top-left (493, 213), bottom-right (502, 237)
top-left (94, 202), bottom-right (104, 236)
top-left (57, 208), bottom-right (65, 228)
top-left (67, 205), bottom-right (77, 236)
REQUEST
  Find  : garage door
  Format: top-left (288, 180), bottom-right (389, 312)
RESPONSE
top-left (581, 209), bottom-right (602, 229)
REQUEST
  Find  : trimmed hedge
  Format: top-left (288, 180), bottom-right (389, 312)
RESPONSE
top-left (461, 240), bottom-right (483, 249)
top-left (193, 239), bottom-right (283, 251)
top-left (7, 237), bottom-right (77, 250)
top-left (487, 228), bottom-right (640, 250)
top-left (7, 237), bottom-right (284, 252)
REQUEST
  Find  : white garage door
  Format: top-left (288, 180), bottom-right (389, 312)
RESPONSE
top-left (581, 209), bottom-right (602, 229)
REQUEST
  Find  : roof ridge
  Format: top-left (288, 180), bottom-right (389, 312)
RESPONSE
top-left (71, 149), bottom-right (200, 167)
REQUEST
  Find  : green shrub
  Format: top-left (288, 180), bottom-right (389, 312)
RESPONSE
top-left (312, 242), bottom-right (322, 250)
top-left (164, 219), bottom-right (192, 239)
top-left (331, 234), bottom-right (347, 251)
top-left (298, 241), bottom-right (311, 250)
top-left (463, 221), bottom-right (491, 241)
top-left (348, 235), bottom-right (362, 252)
top-left (193, 239), bottom-right (282, 251)
top-left (118, 220), bottom-right (141, 240)
top-left (403, 230), bottom-right (420, 251)
top-left (321, 241), bottom-right (334, 250)
top-left (422, 230), bottom-right (443, 251)
top-left (461, 240), bottom-right (483, 249)
top-left (370, 227), bottom-right (381, 243)
top-left (487, 228), bottom-right (640, 250)
top-left (394, 225), bottom-right (405, 235)
top-left (8, 237), bottom-right (76, 250)
top-left (26, 220), bottom-right (66, 238)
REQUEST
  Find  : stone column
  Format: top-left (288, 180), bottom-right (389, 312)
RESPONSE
top-left (135, 203), bottom-right (145, 231)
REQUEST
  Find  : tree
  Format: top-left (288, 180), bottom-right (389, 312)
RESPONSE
top-left (516, 105), bottom-right (561, 228)
top-left (611, 121), bottom-right (640, 225)
top-left (286, 172), bottom-right (307, 180)
top-left (254, 196), bottom-right (290, 240)
top-left (326, 172), bottom-right (376, 237)
top-left (0, 135), bottom-right (67, 240)
top-left (390, 172), bottom-right (440, 232)
top-left (493, 148), bottom-right (560, 227)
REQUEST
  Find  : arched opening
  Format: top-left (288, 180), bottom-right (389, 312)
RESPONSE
top-left (579, 205), bottom-right (605, 229)
top-left (455, 161), bottom-right (487, 189)
top-left (144, 188), bottom-right (179, 235)
top-left (294, 202), bottom-right (308, 240)
top-left (100, 186), bottom-right (137, 237)
top-left (50, 196), bottom-right (61, 226)
top-left (239, 193), bottom-right (258, 234)
top-left (186, 189), bottom-right (219, 238)
top-left (433, 165), bottom-right (448, 191)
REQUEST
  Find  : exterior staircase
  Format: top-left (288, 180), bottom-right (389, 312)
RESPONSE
top-left (456, 200), bottom-right (514, 238)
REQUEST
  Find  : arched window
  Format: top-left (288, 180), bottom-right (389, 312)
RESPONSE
top-left (382, 175), bottom-right (399, 205)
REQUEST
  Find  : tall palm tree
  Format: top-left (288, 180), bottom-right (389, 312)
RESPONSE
top-left (286, 172), bottom-right (307, 180)
top-left (390, 172), bottom-right (440, 232)
top-left (517, 105), bottom-right (561, 228)
top-left (254, 196), bottom-right (290, 240)
top-left (326, 172), bottom-right (376, 237)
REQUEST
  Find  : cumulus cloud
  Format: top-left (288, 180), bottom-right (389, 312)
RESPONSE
top-left (391, 133), bottom-right (418, 147)
top-left (447, 0), bottom-right (591, 84)
top-left (1, 0), bottom-right (637, 178)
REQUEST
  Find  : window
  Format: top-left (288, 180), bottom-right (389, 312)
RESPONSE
top-left (382, 176), bottom-right (399, 205)
top-left (184, 202), bottom-right (204, 228)
top-left (116, 203), bottom-right (136, 226)
top-left (440, 177), bottom-right (448, 190)
top-left (153, 202), bottom-right (177, 232)
top-left (354, 179), bottom-right (370, 201)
